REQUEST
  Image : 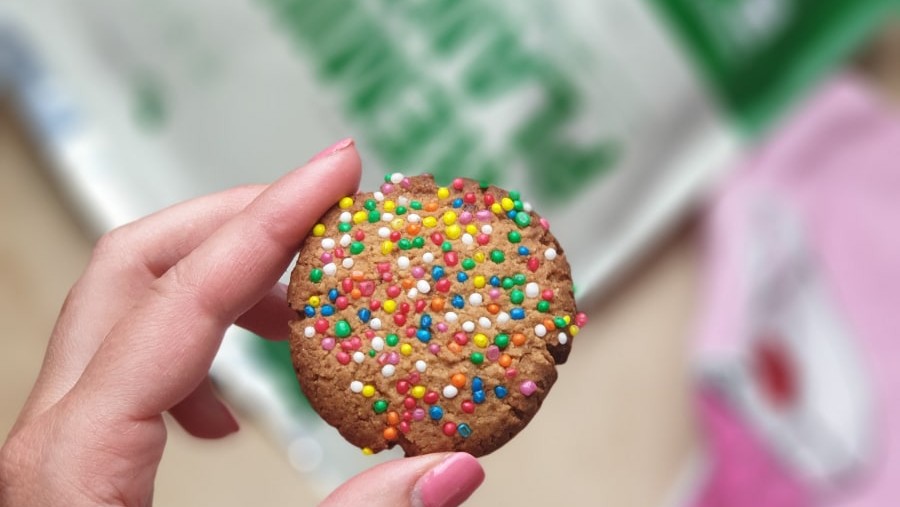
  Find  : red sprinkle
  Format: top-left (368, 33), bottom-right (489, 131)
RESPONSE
top-left (453, 332), bottom-right (469, 345)
top-left (476, 234), bottom-right (490, 245)
top-left (377, 262), bottom-right (391, 274)
top-left (335, 296), bottom-right (349, 310)
top-left (399, 302), bottom-right (411, 314)
top-left (484, 193), bottom-right (495, 206)
top-left (387, 285), bottom-right (401, 298)
top-left (333, 248), bottom-right (345, 259)
top-left (394, 314), bottom-right (407, 326)
top-left (443, 422), bottom-right (458, 436)
top-left (541, 289), bottom-right (554, 301)
top-left (443, 251), bottom-right (459, 266)
top-left (354, 230), bottom-right (365, 241)
top-left (314, 319), bottom-right (329, 333)
top-left (430, 232), bottom-right (444, 245)
top-left (452, 178), bottom-right (465, 190)
top-left (389, 231), bottom-right (401, 242)
top-left (406, 327), bottom-right (417, 338)
top-left (415, 300), bottom-right (427, 313)
top-left (369, 300), bottom-right (381, 311)
top-left (399, 421), bottom-right (411, 433)
top-left (424, 391), bottom-right (439, 404)
top-left (404, 397), bottom-right (416, 410)
top-left (527, 257), bottom-right (540, 272)
top-left (461, 401), bottom-right (475, 414)
top-left (341, 278), bottom-right (353, 293)
top-left (463, 192), bottom-right (476, 204)
top-left (396, 380), bottom-right (410, 394)
top-left (336, 352), bottom-right (350, 365)
top-left (435, 279), bottom-right (451, 292)
top-left (407, 372), bottom-right (421, 384)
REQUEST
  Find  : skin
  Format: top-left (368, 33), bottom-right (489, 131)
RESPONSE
top-left (0, 141), bottom-right (484, 506)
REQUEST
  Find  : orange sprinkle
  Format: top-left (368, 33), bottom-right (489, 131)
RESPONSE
top-left (486, 303), bottom-right (500, 315)
top-left (448, 342), bottom-right (463, 354)
top-left (430, 297), bottom-right (445, 312)
top-left (383, 427), bottom-right (398, 441)
top-left (450, 373), bottom-right (467, 388)
top-left (512, 333), bottom-right (527, 347)
top-left (543, 318), bottom-right (556, 331)
top-left (350, 288), bottom-right (362, 299)
top-left (351, 270), bottom-right (365, 281)
top-left (401, 278), bottom-right (415, 290)
top-left (424, 202), bottom-right (439, 212)
top-left (499, 354), bottom-right (512, 368)
top-left (406, 223), bottom-right (421, 235)
top-left (386, 411), bottom-right (400, 426)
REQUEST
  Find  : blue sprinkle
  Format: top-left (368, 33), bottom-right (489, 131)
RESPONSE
top-left (431, 266), bottom-right (445, 280)
top-left (457, 272), bottom-right (469, 282)
top-left (506, 210), bottom-right (518, 219)
top-left (494, 386), bottom-right (508, 399)
top-left (457, 423), bottom-right (472, 438)
top-left (518, 246), bottom-right (530, 256)
top-left (473, 390), bottom-right (486, 404)
top-left (320, 305), bottom-right (335, 317)
top-left (510, 308), bottom-right (526, 320)
top-left (420, 314), bottom-right (433, 328)
top-left (429, 406), bottom-right (444, 420)
top-left (303, 305), bottom-right (316, 318)
top-left (489, 276), bottom-right (501, 287)
top-left (451, 294), bottom-right (465, 309)
top-left (357, 308), bottom-right (371, 323)
top-left (327, 288), bottom-right (339, 302)
top-left (472, 376), bottom-right (484, 392)
top-left (416, 329), bottom-right (432, 343)
top-left (452, 198), bottom-right (464, 208)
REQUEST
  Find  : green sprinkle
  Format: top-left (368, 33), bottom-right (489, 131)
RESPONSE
top-left (554, 317), bottom-right (567, 329)
top-left (513, 273), bottom-right (527, 286)
top-left (384, 174), bottom-right (391, 183)
top-left (396, 205), bottom-right (407, 215)
top-left (507, 231), bottom-right (521, 243)
top-left (514, 200), bottom-right (524, 211)
top-left (501, 277), bottom-right (515, 289)
top-left (510, 290), bottom-right (524, 304)
top-left (410, 200), bottom-right (422, 210)
top-left (479, 181), bottom-right (490, 190)
top-left (462, 258), bottom-right (476, 270)
top-left (412, 237), bottom-right (425, 248)
top-left (494, 334), bottom-right (510, 349)
top-left (398, 239), bottom-right (412, 250)
top-left (490, 249), bottom-right (505, 263)
top-left (310, 269), bottom-right (323, 282)
top-left (364, 199), bottom-right (377, 211)
top-left (470, 352), bottom-right (485, 365)
top-left (368, 210), bottom-right (381, 223)
top-left (509, 190), bottom-right (521, 200)
top-left (515, 212), bottom-right (532, 228)
top-left (386, 334), bottom-right (399, 347)
top-left (373, 400), bottom-right (388, 413)
top-left (368, 349), bottom-right (377, 357)
top-left (537, 301), bottom-right (550, 313)
top-left (350, 242), bottom-right (365, 255)
top-left (441, 241), bottom-right (453, 252)
top-left (334, 320), bottom-right (351, 338)
top-left (338, 222), bottom-right (352, 232)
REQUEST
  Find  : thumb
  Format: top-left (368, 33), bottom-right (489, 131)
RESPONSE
top-left (321, 453), bottom-right (484, 507)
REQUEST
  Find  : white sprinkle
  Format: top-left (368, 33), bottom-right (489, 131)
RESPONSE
top-left (340, 234), bottom-right (352, 247)
top-left (341, 257), bottom-right (354, 269)
top-left (370, 318), bottom-right (382, 330)
top-left (350, 381), bottom-right (363, 393)
top-left (390, 172), bottom-right (404, 184)
top-left (534, 324), bottom-right (547, 337)
top-left (304, 326), bottom-right (315, 338)
top-left (415, 360), bottom-right (427, 372)
top-left (461, 233), bottom-right (474, 245)
top-left (544, 248), bottom-right (558, 260)
top-left (339, 211), bottom-right (352, 223)
top-left (381, 364), bottom-right (396, 377)
top-left (397, 256), bottom-right (410, 269)
top-left (373, 191), bottom-right (385, 201)
top-left (408, 213), bottom-right (421, 223)
top-left (321, 238), bottom-right (336, 250)
top-left (481, 224), bottom-right (493, 234)
top-left (468, 293), bottom-right (483, 306)
top-left (382, 213), bottom-right (394, 222)
top-left (558, 332), bottom-right (568, 345)
top-left (525, 282), bottom-right (540, 298)
top-left (478, 316), bottom-right (492, 329)
top-left (378, 227), bottom-right (391, 238)
top-left (422, 252), bottom-right (435, 264)
top-left (523, 202), bottom-right (533, 212)
top-left (496, 312), bottom-right (510, 324)
top-left (407, 288), bottom-right (419, 299)
top-left (442, 385), bottom-right (459, 399)
top-left (372, 337), bottom-right (385, 351)
top-left (416, 280), bottom-right (431, 294)
top-left (462, 321), bottom-right (476, 332)
top-left (444, 312), bottom-right (459, 323)
top-left (398, 196), bottom-right (409, 205)
top-left (323, 263), bottom-right (337, 276)
top-left (353, 351), bottom-right (365, 363)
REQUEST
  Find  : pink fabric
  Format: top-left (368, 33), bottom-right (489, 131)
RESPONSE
top-left (692, 75), bottom-right (900, 506)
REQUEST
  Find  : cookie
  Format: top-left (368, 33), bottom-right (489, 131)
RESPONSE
top-left (287, 173), bottom-right (587, 457)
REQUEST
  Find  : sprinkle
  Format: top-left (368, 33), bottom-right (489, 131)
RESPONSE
top-left (350, 380), bottom-right (363, 393)
top-left (494, 334), bottom-right (510, 349)
top-left (353, 351), bottom-right (365, 363)
top-left (321, 238), bottom-right (336, 250)
top-left (429, 406), bottom-right (444, 420)
top-left (462, 321), bottom-right (476, 332)
top-left (362, 384), bottom-right (376, 397)
top-left (510, 308), bottom-right (526, 320)
top-left (477, 317), bottom-right (492, 329)
top-left (544, 248), bottom-right (558, 260)
top-left (457, 423), bottom-right (473, 437)
top-left (323, 263), bottom-right (337, 276)
top-left (416, 360), bottom-right (427, 372)
top-left (362, 447), bottom-right (373, 455)
top-left (422, 252), bottom-right (435, 263)
top-left (496, 312), bottom-right (510, 324)
top-left (378, 227), bottom-right (390, 238)
top-left (334, 320), bottom-right (351, 337)
top-left (416, 280), bottom-right (431, 294)
top-left (372, 337), bottom-right (385, 351)
top-left (444, 311), bottom-right (459, 323)
top-left (470, 352), bottom-right (485, 365)
top-left (381, 364), bottom-right (396, 377)
top-left (473, 333), bottom-right (489, 348)
top-left (304, 326), bottom-right (315, 338)
top-left (443, 422), bottom-right (458, 436)
top-left (468, 293), bottom-right (483, 306)
top-left (437, 187), bottom-right (450, 199)
top-left (442, 385), bottom-right (459, 399)
top-left (534, 324), bottom-right (547, 337)
top-left (342, 258), bottom-right (354, 269)
top-left (558, 332), bottom-right (568, 345)
top-left (494, 386), bottom-right (508, 399)
top-left (370, 318), bottom-right (382, 330)
top-left (400, 343), bottom-right (413, 355)
top-left (473, 390), bottom-right (486, 404)
top-left (390, 172), bottom-right (404, 184)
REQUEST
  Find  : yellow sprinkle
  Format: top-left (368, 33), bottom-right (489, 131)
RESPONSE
top-left (465, 224), bottom-right (478, 235)
top-left (445, 224), bottom-right (462, 240)
top-left (312, 224), bottom-right (326, 237)
top-left (353, 211), bottom-right (368, 224)
top-left (411, 385), bottom-right (426, 399)
top-left (391, 218), bottom-right (405, 230)
top-left (338, 197), bottom-right (354, 209)
top-left (381, 241), bottom-right (394, 255)
top-left (383, 300), bottom-right (397, 313)
top-left (564, 315), bottom-right (571, 324)
top-left (308, 296), bottom-right (320, 307)
top-left (361, 385), bottom-right (376, 397)
top-left (400, 343), bottom-right (413, 356)
top-left (491, 203), bottom-right (503, 214)
top-left (501, 197), bottom-right (515, 211)
top-left (473, 276), bottom-right (486, 289)
top-left (384, 200), bottom-right (396, 212)
top-left (423, 216), bottom-right (438, 228)
top-left (437, 187), bottom-right (450, 199)
top-left (442, 211), bottom-right (457, 226)
top-left (569, 325), bottom-right (580, 336)
top-left (361, 447), bottom-right (374, 455)
top-left (473, 251), bottom-right (486, 263)
top-left (473, 333), bottom-right (489, 348)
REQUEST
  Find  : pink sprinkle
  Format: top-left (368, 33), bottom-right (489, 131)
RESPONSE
top-left (415, 300), bottom-right (427, 313)
top-left (349, 336), bottom-right (362, 349)
top-left (406, 327), bottom-right (416, 337)
top-left (458, 212), bottom-right (473, 224)
top-left (400, 177), bottom-right (411, 188)
top-left (336, 296), bottom-right (349, 310)
top-left (377, 353), bottom-right (389, 365)
top-left (386, 352), bottom-right (399, 365)
top-left (412, 408), bottom-right (426, 421)
top-left (341, 278), bottom-right (353, 293)
top-left (539, 217), bottom-right (550, 229)
top-left (519, 380), bottom-right (537, 396)
top-left (453, 332), bottom-right (468, 345)
top-left (359, 281), bottom-right (375, 297)
top-left (377, 263), bottom-right (391, 273)
top-left (381, 272), bottom-right (393, 282)
top-left (411, 267), bottom-right (425, 279)
top-left (333, 247), bottom-right (345, 259)
top-left (575, 312), bottom-right (588, 327)
top-left (340, 340), bottom-right (354, 352)
top-left (486, 345), bottom-right (500, 361)
top-left (354, 230), bottom-right (365, 241)
top-left (399, 421), bottom-right (411, 433)
top-left (369, 300), bottom-right (381, 311)
top-left (476, 234), bottom-right (490, 245)
top-left (387, 285), bottom-right (401, 298)
top-left (364, 330), bottom-right (375, 338)
top-left (489, 288), bottom-right (501, 300)
top-left (452, 178), bottom-right (465, 190)
top-left (436, 323), bottom-right (449, 332)
top-left (381, 183), bottom-right (394, 194)
top-left (407, 372), bottom-right (420, 384)
top-left (321, 337), bottom-right (335, 350)
top-left (428, 343), bottom-right (440, 354)
top-left (336, 352), bottom-right (350, 365)
top-left (505, 368), bottom-right (518, 379)
top-left (320, 253), bottom-right (333, 263)
top-left (476, 210), bottom-right (492, 222)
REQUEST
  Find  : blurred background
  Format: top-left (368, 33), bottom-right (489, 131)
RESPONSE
top-left (2, 2), bottom-right (899, 506)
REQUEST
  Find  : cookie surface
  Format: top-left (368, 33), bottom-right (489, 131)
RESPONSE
top-left (288, 173), bottom-right (586, 457)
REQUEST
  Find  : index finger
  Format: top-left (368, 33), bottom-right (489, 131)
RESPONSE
top-left (70, 140), bottom-right (361, 418)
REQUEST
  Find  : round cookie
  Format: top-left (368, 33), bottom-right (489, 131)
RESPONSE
top-left (287, 173), bottom-right (587, 457)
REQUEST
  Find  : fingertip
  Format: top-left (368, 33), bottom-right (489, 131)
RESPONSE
top-left (412, 453), bottom-right (484, 507)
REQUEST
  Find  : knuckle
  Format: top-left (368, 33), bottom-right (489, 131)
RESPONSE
top-left (89, 225), bottom-right (132, 266)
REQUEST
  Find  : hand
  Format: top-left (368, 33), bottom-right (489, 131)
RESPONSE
top-left (0, 139), bottom-right (484, 506)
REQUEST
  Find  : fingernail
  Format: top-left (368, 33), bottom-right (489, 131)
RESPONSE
top-left (412, 453), bottom-right (484, 507)
top-left (309, 138), bottom-right (354, 162)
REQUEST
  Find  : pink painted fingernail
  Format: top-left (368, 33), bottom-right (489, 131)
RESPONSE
top-left (412, 453), bottom-right (484, 507)
top-left (309, 138), bottom-right (354, 162)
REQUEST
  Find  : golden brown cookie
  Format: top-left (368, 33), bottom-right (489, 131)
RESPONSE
top-left (287, 174), bottom-right (587, 457)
